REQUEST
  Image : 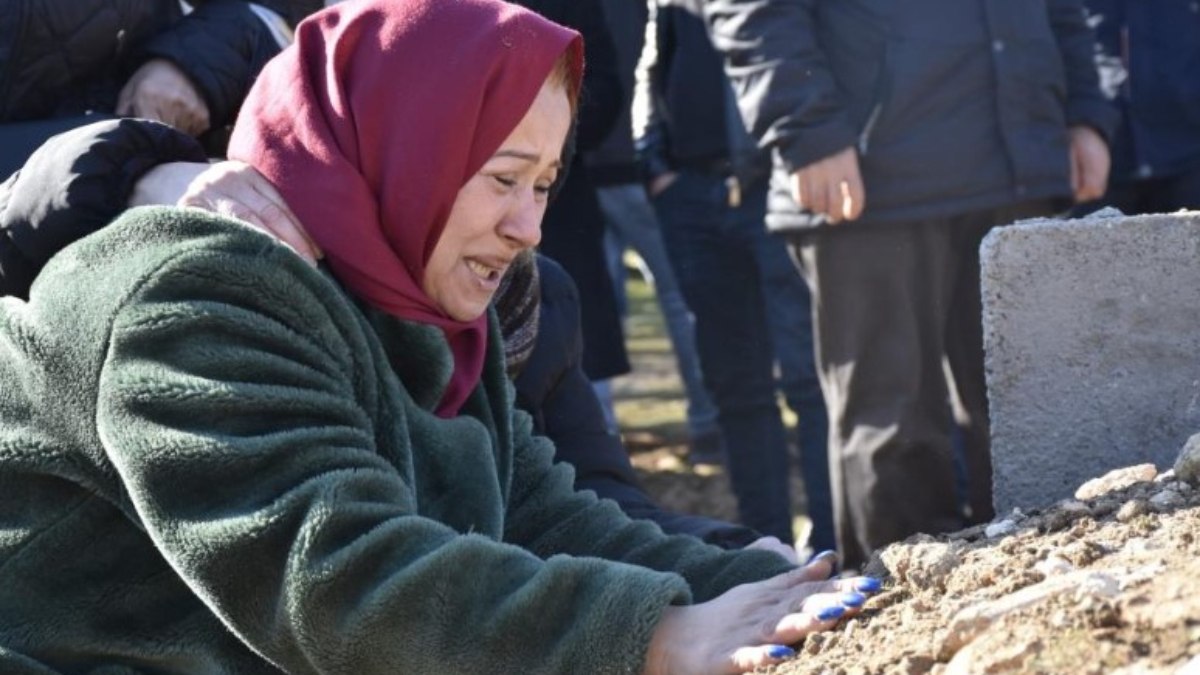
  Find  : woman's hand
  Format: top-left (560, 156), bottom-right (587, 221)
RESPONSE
top-left (642, 557), bottom-right (881, 674)
top-left (178, 161), bottom-right (322, 266)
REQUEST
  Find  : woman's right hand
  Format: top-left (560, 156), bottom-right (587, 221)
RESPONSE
top-left (177, 161), bottom-right (322, 266)
top-left (642, 557), bottom-right (881, 674)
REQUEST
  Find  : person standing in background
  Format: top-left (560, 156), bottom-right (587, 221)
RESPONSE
top-left (587, 0), bottom-right (726, 464)
top-left (0, 0), bottom-right (321, 173)
top-left (516, 0), bottom-right (633, 432)
top-left (702, 0), bottom-right (1117, 567)
top-left (1082, 0), bottom-right (1200, 214)
top-left (635, 0), bottom-right (834, 551)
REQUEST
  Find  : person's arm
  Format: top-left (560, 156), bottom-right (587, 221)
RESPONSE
top-left (0, 119), bottom-right (205, 299)
top-left (700, 0), bottom-right (855, 175)
top-left (632, 0), bottom-right (676, 194)
top-left (559, 0), bottom-right (624, 151)
top-left (519, 257), bottom-right (762, 549)
top-left (1046, 0), bottom-right (1118, 202)
top-left (88, 210), bottom-right (865, 673)
top-left (131, 0), bottom-right (321, 131)
top-left (700, 0), bottom-right (863, 221)
top-left (1046, 0), bottom-right (1120, 143)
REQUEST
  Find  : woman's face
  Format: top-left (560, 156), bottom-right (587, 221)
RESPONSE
top-left (423, 80), bottom-right (571, 321)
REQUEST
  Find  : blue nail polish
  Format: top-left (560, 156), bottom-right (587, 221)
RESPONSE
top-left (806, 549), bottom-right (840, 573)
top-left (817, 605), bottom-right (846, 621)
top-left (855, 577), bottom-right (882, 593)
top-left (840, 591), bottom-right (866, 607)
top-left (767, 645), bottom-right (795, 659)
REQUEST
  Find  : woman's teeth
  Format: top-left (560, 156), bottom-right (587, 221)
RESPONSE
top-left (467, 259), bottom-right (499, 280)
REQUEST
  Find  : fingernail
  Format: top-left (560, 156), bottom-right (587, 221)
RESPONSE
top-left (767, 645), bottom-right (795, 659)
top-left (855, 577), bottom-right (882, 593)
top-left (807, 549), bottom-right (840, 573)
top-left (840, 591), bottom-right (866, 607)
top-left (817, 605), bottom-right (846, 621)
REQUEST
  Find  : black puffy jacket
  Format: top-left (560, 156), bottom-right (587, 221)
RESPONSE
top-left (703, 0), bottom-right (1120, 229)
top-left (0, 0), bottom-right (321, 129)
top-left (0, 119), bottom-right (763, 550)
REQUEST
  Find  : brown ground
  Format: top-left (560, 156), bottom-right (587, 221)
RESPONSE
top-left (614, 277), bottom-right (1200, 674)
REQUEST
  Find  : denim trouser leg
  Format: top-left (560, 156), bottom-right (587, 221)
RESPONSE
top-left (752, 224), bottom-right (835, 552)
top-left (597, 184), bottom-right (720, 438)
top-left (652, 172), bottom-right (793, 542)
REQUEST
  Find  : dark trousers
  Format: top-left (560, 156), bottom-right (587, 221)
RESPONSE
top-left (755, 229), bottom-right (834, 552)
top-left (654, 170), bottom-right (793, 543)
top-left (1104, 165), bottom-right (1200, 215)
top-left (788, 201), bottom-right (1052, 567)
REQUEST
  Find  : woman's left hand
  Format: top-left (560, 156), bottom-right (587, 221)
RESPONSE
top-left (178, 161), bottom-right (322, 266)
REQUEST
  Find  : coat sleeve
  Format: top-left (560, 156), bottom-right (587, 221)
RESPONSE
top-left (1046, 0), bottom-right (1120, 141)
top-left (566, 0), bottom-right (625, 151)
top-left (527, 257), bottom-right (764, 549)
top-left (0, 119), bottom-right (205, 300)
top-left (138, 0), bottom-right (319, 129)
top-left (700, 0), bottom-right (858, 171)
top-left (92, 213), bottom-right (789, 674)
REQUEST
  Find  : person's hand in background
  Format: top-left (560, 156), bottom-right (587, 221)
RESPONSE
top-left (129, 160), bottom-right (320, 265)
top-left (117, 59), bottom-right (211, 136)
top-left (790, 146), bottom-right (865, 224)
top-left (179, 161), bottom-right (321, 265)
top-left (1068, 125), bottom-right (1110, 203)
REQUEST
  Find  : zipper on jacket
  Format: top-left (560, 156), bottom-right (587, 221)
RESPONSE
top-left (857, 103), bottom-right (882, 156)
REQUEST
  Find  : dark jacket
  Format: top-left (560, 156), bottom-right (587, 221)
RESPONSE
top-left (633, 0), bottom-right (768, 189)
top-left (519, 256), bottom-right (762, 549)
top-left (518, 0), bottom-right (631, 381)
top-left (1085, 0), bottom-right (1200, 183)
top-left (584, 0), bottom-right (648, 186)
top-left (0, 119), bottom-right (208, 298)
top-left (0, 118), bottom-right (760, 549)
top-left (0, 207), bottom-right (791, 672)
top-left (0, 0), bottom-right (320, 168)
top-left (702, 0), bottom-right (1120, 230)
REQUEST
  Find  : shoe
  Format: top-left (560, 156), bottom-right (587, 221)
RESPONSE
top-left (687, 429), bottom-right (726, 466)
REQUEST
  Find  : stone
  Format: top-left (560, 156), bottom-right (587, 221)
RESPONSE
top-left (938, 570), bottom-right (1123, 660)
top-left (985, 519), bottom-right (1018, 539)
top-left (1075, 464), bottom-right (1159, 501)
top-left (982, 212), bottom-right (1200, 513)
top-left (1150, 488), bottom-right (1185, 510)
top-left (1115, 499), bottom-right (1149, 522)
top-left (1175, 432), bottom-right (1200, 487)
top-left (880, 541), bottom-right (964, 592)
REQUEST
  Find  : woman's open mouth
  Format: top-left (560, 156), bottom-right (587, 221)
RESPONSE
top-left (466, 258), bottom-right (507, 287)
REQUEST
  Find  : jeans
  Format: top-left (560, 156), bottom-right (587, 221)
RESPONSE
top-left (754, 229), bottom-right (835, 552)
top-left (597, 184), bottom-right (720, 439)
top-left (652, 170), bottom-right (793, 542)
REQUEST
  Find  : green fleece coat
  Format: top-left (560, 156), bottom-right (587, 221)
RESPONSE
top-left (0, 207), bottom-right (791, 674)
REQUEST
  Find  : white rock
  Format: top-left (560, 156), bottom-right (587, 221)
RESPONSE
top-left (1034, 555), bottom-right (1074, 578)
top-left (1075, 464), bottom-right (1159, 501)
top-left (985, 520), bottom-right (1018, 539)
top-left (1076, 572), bottom-right (1120, 599)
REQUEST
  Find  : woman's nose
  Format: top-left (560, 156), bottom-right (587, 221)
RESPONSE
top-left (500, 196), bottom-right (543, 249)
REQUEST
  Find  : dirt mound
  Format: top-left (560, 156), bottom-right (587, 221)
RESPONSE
top-left (767, 464), bottom-right (1200, 674)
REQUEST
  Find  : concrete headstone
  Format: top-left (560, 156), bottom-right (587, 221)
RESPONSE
top-left (981, 209), bottom-right (1200, 514)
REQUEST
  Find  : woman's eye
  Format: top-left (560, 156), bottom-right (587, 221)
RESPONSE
top-left (493, 175), bottom-right (516, 188)
top-left (534, 183), bottom-right (552, 195)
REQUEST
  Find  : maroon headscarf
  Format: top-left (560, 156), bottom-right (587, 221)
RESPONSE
top-left (228, 0), bottom-right (582, 417)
